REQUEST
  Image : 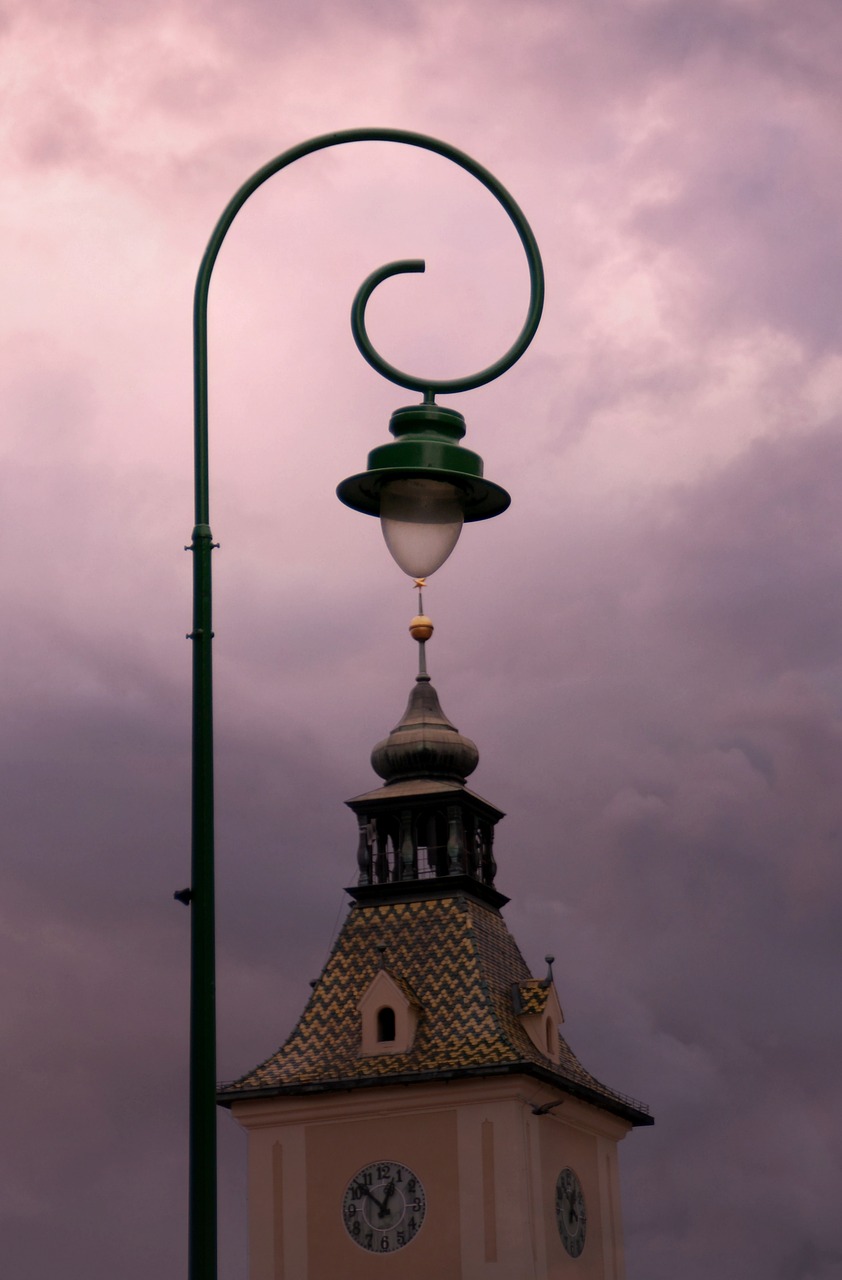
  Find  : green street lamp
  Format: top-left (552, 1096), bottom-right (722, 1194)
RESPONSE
top-left (182, 127), bottom-right (543, 1280)
top-left (336, 401), bottom-right (511, 577)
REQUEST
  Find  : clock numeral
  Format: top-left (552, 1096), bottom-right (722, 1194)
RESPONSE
top-left (377, 1163), bottom-right (391, 1179)
top-left (397, 1231), bottom-right (405, 1247)
top-left (380, 1237), bottom-right (390, 1251)
top-left (365, 1232), bottom-right (373, 1249)
top-left (407, 1178), bottom-right (416, 1193)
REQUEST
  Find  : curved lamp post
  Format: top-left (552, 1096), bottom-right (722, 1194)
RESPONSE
top-left (184, 128), bottom-right (544, 1280)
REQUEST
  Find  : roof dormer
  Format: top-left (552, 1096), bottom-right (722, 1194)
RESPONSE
top-left (358, 966), bottom-right (421, 1056)
top-left (512, 956), bottom-right (564, 1066)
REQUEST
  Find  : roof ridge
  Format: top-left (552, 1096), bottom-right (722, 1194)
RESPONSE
top-left (377, 966), bottom-right (422, 1008)
top-left (460, 896), bottom-right (530, 1061)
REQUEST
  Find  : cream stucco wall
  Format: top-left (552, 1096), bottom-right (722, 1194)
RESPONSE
top-left (231, 1076), bottom-right (630, 1280)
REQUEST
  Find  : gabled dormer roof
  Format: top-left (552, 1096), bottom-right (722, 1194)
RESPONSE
top-left (357, 966), bottom-right (421, 1056)
top-left (513, 979), bottom-right (554, 1016)
top-left (359, 965), bottom-right (420, 1012)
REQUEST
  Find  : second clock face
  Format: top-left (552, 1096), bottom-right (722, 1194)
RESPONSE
top-left (555, 1166), bottom-right (587, 1258)
top-left (342, 1160), bottom-right (427, 1254)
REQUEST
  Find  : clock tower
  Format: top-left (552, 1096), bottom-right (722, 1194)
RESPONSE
top-left (219, 627), bottom-right (651, 1279)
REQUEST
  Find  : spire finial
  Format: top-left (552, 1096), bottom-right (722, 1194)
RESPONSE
top-left (543, 956), bottom-right (555, 986)
top-left (408, 578), bottom-right (434, 683)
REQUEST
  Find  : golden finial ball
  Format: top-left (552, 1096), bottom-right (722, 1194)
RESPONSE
top-left (409, 615), bottom-right (434, 642)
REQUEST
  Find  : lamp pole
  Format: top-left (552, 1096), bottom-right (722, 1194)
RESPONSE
top-left (183, 127), bottom-right (544, 1280)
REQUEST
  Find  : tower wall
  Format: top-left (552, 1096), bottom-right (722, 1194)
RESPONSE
top-left (233, 1076), bottom-right (630, 1280)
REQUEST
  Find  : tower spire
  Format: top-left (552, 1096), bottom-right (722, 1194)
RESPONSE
top-left (410, 577), bottom-right (431, 680)
top-left (346, 592), bottom-right (503, 896)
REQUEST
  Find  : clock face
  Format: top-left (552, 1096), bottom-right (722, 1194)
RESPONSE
top-left (342, 1161), bottom-right (426, 1254)
top-left (555, 1166), bottom-right (587, 1258)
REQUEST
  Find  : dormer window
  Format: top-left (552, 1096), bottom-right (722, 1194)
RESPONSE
top-left (512, 974), bottom-right (564, 1066)
top-left (358, 969), bottom-right (421, 1056)
top-left (377, 1006), bottom-right (397, 1043)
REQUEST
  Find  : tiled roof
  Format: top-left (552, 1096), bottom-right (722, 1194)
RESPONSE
top-left (220, 892), bottom-right (650, 1124)
top-left (515, 979), bottom-right (552, 1015)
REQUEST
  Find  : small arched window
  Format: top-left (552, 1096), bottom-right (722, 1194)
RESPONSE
top-left (377, 1006), bottom-right (396, 1042)
top-left (546, 1017), bottom-right (555, 1056)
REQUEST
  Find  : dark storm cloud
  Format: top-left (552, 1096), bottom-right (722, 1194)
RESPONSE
top-left (629, 118), bottom-right (842, 349)
top-left (644, 423), bottom-right (842, 677)
top-left (3, 1), bottom-right (842, 1279)
top-left (494, 421), bottom-right (842, 1278)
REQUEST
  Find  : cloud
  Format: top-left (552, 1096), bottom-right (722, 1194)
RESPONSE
top-left (2, 2), bottom-right (842, 1278)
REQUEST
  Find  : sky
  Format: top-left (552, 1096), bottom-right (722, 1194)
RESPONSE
top-left (2, 1), bottom-right (842, 1277)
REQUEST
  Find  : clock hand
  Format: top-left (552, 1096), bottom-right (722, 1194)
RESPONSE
top-left (379, 1181), bottom-right (396, 1218)
top-left (355, 1182), bottom-right (384, 1212)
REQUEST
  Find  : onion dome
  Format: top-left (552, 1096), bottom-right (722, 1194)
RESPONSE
top-left (371, 673), bottom-right (479, 785)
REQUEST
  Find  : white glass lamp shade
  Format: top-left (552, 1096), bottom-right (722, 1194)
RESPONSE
top-left (379, 477), bottom-right (464, 577)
